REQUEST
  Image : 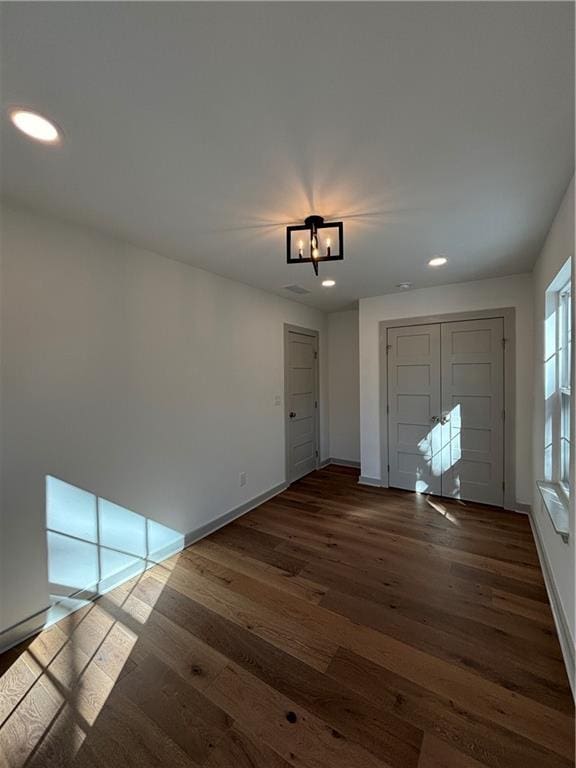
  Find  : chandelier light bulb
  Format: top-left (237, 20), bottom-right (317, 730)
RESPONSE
top-left (286, 214), bottom-right (343, 277)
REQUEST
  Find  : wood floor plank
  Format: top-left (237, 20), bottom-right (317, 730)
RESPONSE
top-left (263, 498), bottom-right (541, 566)
top-left (303, 557), bottom-right (556, 647)
top-left (148, 556), bottom-right (338, 671)
top-left (0, 466), bottom-right (573, 768)
top-left (205, 663), bottom-right (394, 768)
top-left (171, 537), bottom-right (574, 756)
top-left (114, 653), bottom-right (233, 764)
top-left (73, 690), bottom-right (201, 768)
top-left (98, 580), bottom-right (228, 692)
top-left (344, 621), bottom-right (573, 760)
top-left (490, 588), bottom-right (555, 625)
top-left (327, 647), bottom-right (573, 768)
top-left (450, 562), bottom-right (549, 603)
top-left (204, 725), bottom-right (294, 768)
top-left (208, 526), bottom-right (307, 575)
top-left (137, 580), bottom-right (422, 768)
top-left (321, 588), bottom-right (570, 713)
top-left (0, 674), bottom-right (63, 768)
top-left (240, 511), bottom-right (544, 584)
top-left (417, 733), bottom-right (499, 768)
top-left (187, 539), bottom-right (328, 604)
top-left (319, 587), bottom-right (570, 705)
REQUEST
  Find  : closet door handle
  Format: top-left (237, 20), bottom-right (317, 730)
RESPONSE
top-left (440, 415), bottom-right (450, 425)
top-left (430, 416), bottom-right (440, 424)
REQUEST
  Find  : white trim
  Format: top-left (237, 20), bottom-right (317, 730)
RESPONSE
top-left (536, 481), bottom-right (570, 543)
top-left (183, 481), bottom-right (288, 548)
top-left (358, 475), bottom-right (382, 487)
top-left (0, 480), bottom-right (288, 655)
top-left (545, 265), bottom-right (572, 491)
top-left (512, 502), bottom-right (531, 515)
top-left (529, 512), bottom-right (575, 699)
top-left (0, 540), bottom-right (180, 654)
top-left (329, 458), bottom-right (361, 468)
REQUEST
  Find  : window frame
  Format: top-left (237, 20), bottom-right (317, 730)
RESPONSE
top-left (558, 281), bottom-right (571, 497)
top-left (545, 264), bottom-right (572, 505)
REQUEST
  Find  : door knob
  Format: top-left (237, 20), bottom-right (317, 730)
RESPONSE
top-left (441, 415), bottom-right (450, 425)
top-left (430, 416), bottom-right (439, 423)
top-left (289, 411), bottom-right (296, 419)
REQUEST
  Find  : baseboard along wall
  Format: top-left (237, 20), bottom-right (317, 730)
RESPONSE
top-left (528, 512), bottom-right (575, 699)
top-left (0, 480), bottom-right (288, 655)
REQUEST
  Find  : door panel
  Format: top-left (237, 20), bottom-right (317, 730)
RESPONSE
top-left (440, 318), bottom-right (504, 506)
top-left (387, 317), bottom-right (505, 507)
top-left (287, 331), bottom-right (318, 483)
top-left (388, 325), bottom-right (442, 494)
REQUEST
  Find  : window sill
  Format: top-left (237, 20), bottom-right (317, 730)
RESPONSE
top-left (537, 481), bottom-right (570, 543)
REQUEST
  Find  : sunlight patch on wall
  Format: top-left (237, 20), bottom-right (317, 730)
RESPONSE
top-left (46, 476), bottom-right (184, 614)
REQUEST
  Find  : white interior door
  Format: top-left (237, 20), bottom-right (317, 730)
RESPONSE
top-left (387, 324), bottom-right (442, 494)
top-left (387, 317), bottom-right (505, 506)
top-left (440, 318), bottom-right (504, 506)
top-left (286, 329), bottom-right (318, 483)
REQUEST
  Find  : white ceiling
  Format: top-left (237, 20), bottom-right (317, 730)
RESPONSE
top-left (1, 2), bottom-right (573, 311)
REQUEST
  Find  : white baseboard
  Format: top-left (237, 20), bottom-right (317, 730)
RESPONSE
top-left (510, 501), bottom-right (531, 515)
top-left (528, 513), bottom-right (575, 699)
top-left (184, 481), bottom-right (287, 547)
top-left (0, 480), bottom-right (288, 656)
top-left (329, 458), bottom-right (361, 468)
top-left (358, 475), bottom-right (382, 487)
top-left (0, 539), bottom-right (183, 655)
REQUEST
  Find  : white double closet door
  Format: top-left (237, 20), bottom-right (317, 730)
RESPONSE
top-left (387, 317), bottom-right (504, 506)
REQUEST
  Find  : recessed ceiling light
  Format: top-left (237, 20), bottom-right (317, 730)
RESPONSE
top-left (9, 108), bottom-right (61, 144)
top-left (397, 282), bottom-right (412, 290)
top-left (428, 256), bottom-right (447, 267)
top-left (322, 279), bottom-right (336, 287)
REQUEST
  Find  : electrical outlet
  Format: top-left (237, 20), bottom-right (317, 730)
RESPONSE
top-left (239, 472), bottom-right (247, 487)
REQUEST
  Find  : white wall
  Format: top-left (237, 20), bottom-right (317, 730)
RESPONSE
top-left (359, 273), bottom-right (534, 505)
top-left (328, 310), bottom-right (360, 463)
top-left (0, 203), bottom-right (328, 633)
top-left (531, 177), bottom-right (575, 652)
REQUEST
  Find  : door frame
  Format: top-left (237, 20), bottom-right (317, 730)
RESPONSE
top-left (379, 307), bottom-right (516, 510)
top-left (284, 323), bottom-right (320, 485)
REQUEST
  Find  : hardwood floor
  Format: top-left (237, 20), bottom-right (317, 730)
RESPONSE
top-left (1, 465), bottom-right (574, 768)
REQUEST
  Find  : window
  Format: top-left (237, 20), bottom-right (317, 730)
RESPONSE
top-left (559, 281), bottom-right (571, 491)
top-left (544, 260), bottom-right (572, 501)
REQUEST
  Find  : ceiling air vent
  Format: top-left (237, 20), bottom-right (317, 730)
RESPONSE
top-left (283, 284), bottom-right (310, 295)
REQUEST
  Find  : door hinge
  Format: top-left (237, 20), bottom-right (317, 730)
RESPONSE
top-left (502, 481), bottom-right (505, 491)
top-left (386, 344), bottom-right (392, 354)
top-left (315, 450), bottom-right (319, 458)
top-left (314, 400), bottom-right (318, 409)
top-left (314, 351), bottom-right (318, 359)
top-left (502, 409), bottom-right (505, 421)
top-left (502, 338), bottom-right (507, 349)
top-left (387, 464), bottom-right (390, 473)
top-left (386, 404), bottom-right (390, 414)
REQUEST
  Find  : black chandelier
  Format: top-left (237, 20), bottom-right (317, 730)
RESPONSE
top-left (286, 215), bottom-right (344, 276)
